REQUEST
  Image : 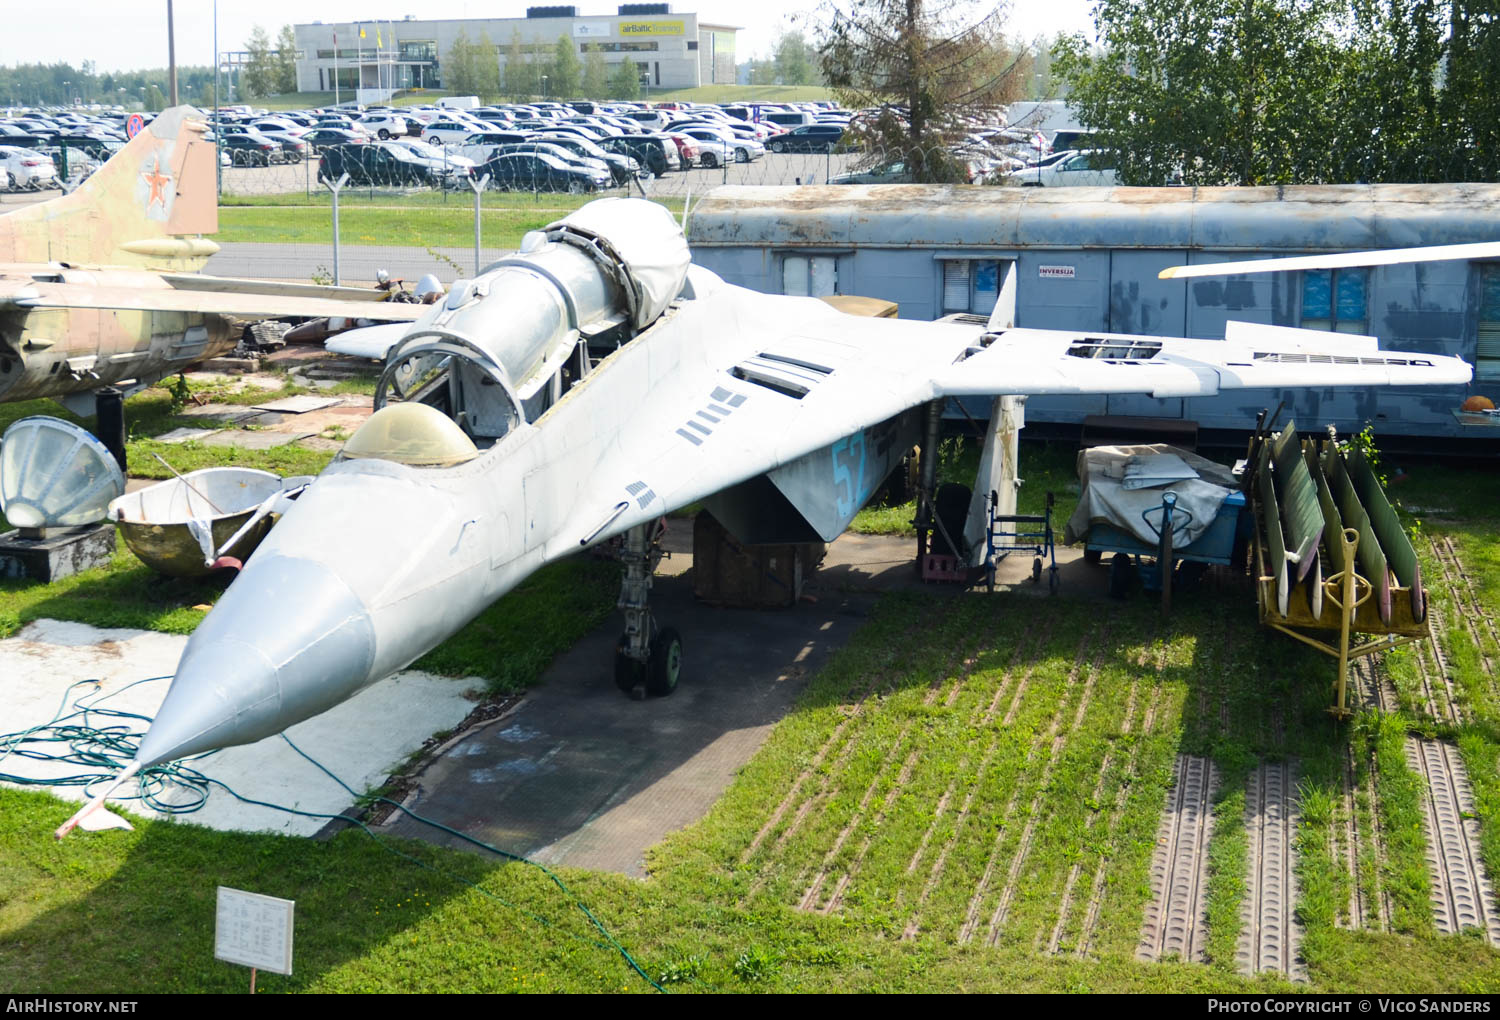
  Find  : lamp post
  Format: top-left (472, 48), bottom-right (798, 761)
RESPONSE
top-left (62, 81), bottom-right (69, 107)
top-left (541, 74), bottom-right (548, 99)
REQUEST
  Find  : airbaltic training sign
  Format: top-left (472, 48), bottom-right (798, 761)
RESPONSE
top-left (619, 19), bottom-right (685, 35)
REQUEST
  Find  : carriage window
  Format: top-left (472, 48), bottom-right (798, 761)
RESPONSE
top-left (1478, 265), bottom-right (1500, 383)
top-left (1301, 268), bottom-right (1368, 334)
top-left (942, 259), bottom-right (1001, 315)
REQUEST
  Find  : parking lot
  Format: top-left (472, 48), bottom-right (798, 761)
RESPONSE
top-left (218, 149), bottom-right (865, 198)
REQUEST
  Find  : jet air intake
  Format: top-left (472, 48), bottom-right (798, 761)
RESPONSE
top-left (375, 198), bottom-right (691, 440)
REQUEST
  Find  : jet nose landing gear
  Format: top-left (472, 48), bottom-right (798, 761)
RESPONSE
top-left (613, 519), bottom-right (683, 698)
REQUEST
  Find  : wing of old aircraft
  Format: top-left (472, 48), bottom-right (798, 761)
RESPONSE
top-left (0, 277), bottom-right (429, 322)
top-left (57, 195), bottom-right (1471, 827)
top-left (550, 271), bottom-right (1471, 551)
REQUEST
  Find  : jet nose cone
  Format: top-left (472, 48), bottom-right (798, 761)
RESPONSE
top-left (136, 555), bottom-right (377, 768)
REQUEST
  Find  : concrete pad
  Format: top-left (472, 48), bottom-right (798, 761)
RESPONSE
top-left (174, 403), bottom-right (262, 424)
top-left (375, 531), bottom-right (923, 876)
top-left (0, 619), bottom-right (481, 837)
top-left (251, 395), bottom-right (343, 414)
top-left (200, 429), bottom-right (315, 450)
top-left (375, 528), bottom-right (1099, 877)
top-left (154, 427), bottom-right (221, 444)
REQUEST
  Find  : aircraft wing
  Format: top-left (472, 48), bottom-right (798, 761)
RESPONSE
top-left (565, 286), bottom-right (1470, 550)
top-left (0, 280), bottom-right (429, 321)
top-left (1158, 240), bottom-right (1500, 279)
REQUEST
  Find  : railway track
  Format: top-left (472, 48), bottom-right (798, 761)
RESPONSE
top-left (1137, 755), bottom-right (1218, 963)
top-left (1237, 760), bottom-right (1305, 980)
top-left (1406, 737), bottom-right (1500, 944)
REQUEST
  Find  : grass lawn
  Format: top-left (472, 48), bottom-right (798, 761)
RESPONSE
top-left (4, 405), bottom-right (1500, 991)
top-left (215, 194), bottom-right (683, 249)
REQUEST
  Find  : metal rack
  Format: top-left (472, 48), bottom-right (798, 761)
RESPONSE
top-left (1250, 427), bottom-right (1431, 719)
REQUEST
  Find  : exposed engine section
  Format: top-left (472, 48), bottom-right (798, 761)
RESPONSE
top-left (374, 199), bottom-right (691, 442)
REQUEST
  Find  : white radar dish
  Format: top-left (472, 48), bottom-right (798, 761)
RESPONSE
top-left (0, 416), bottom-right (126, 529)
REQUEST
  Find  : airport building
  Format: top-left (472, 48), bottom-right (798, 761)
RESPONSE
top-left (293, 6), bottom-right (739, 95)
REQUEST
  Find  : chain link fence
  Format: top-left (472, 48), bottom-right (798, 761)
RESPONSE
top-left (204, 134), bottom-right (1048, 286)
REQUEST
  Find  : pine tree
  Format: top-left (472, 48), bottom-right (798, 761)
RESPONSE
top-left (818, 0), bottom-right (1029, 182)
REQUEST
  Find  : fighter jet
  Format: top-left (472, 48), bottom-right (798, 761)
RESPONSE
top-left (57, 196), bottom-right (1472, 836)
top-left (0, 107), bottom-right (426, 424)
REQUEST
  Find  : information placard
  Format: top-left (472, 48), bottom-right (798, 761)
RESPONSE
top-left (214, 887), bottom-right (294, 976)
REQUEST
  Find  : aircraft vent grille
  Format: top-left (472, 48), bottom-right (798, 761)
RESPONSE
top-left (1066, 338), bottom-right (1163, 361)
top-left (946, 313), bottom-right (991, 326)
top-left (730, 352), bottom-right (834, 399)
top-left (1253, 352), bottom-right (1433, 367)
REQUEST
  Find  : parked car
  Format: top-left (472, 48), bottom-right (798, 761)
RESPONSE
top-left (421, 118), bottom-right (484, 145)
top-left (531, 134), bottom-right (639, 184)
top-left (372, 139), bottom-right (473, 185)
top-left (318, 143), bottom-right (444, 187)
top-left (357, 113), bottom-right (411, 139)
top-left (676, 125), bottom-right (764, 166)
top-left (447, 130), bottom-right (537, 165)
top-left (220, 132), bottom-right (284, 166)
top-left (0, 145), bottom-right (57, 189)
top-left (767, 124), bottom-right (846, 153)
top-left (300, 127), bottom-right (369, 153)
top-left (1003, 149), bottom-right (1118, 187)
top-left (829, 160), bottom-right (911, 184)
top-left (597, 134), bottom-right (680, 177)
top-left (476, 151), bottom-right (610, 193)
top-left (485, 141), bottom-right (610, 178)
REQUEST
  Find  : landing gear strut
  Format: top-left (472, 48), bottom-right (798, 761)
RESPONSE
top-left (613, 519), bottom-right (683, 698)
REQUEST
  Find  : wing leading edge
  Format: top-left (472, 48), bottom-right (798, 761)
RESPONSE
top-left (0, 281), bottom-right (429, 322)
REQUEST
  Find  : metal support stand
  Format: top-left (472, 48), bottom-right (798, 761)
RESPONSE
top-left (322, 172), bottom-right (350, 286)
top-left (468, 173), bottom-right (491, 276)
top-left (94, 387), bottom-right (126, 473)
top-left (914, 398), bottom-right (942, 565)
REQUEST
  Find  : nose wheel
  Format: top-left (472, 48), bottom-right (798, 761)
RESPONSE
top-left (613, 519), bottom-right (682, 698)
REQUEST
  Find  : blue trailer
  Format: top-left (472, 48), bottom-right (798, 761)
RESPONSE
top-left (1082, 490), bottom-right (1250, 610)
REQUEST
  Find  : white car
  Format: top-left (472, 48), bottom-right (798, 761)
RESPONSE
top-left (0, 145), bottom-right (57, 189)
top-left (422, 118), bottom-right (485, 145)
top-left (1004, 149), bottom-right (1119, 187)
top-left (447, 131), bottom-right (534, 166)
top-left (380, 137), bottom-right (477, 174)
top-left (358, 113), bottom-right (410, 139)
top-left (679, 126), bottom-right (764, 167)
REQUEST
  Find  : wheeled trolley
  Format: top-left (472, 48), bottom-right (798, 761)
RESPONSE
top-left (984, 489), bottom-right (1058, 593)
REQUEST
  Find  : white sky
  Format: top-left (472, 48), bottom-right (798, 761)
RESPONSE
top-left (0, 1), bottom-right (1097, 75)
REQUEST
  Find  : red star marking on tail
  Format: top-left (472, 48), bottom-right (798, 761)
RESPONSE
top-left (142, 164), bottom-right (171, 209)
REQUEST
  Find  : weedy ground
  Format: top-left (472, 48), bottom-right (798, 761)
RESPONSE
top-left (3, 413), bottom-right (1500, 992)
